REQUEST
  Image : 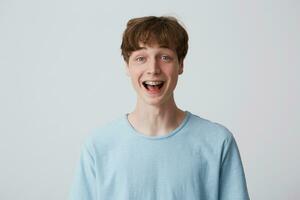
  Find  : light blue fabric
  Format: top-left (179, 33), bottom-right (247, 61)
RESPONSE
top-left (69, 111), bottom-right (250, 200)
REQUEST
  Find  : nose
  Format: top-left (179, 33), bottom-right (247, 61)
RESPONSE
top-left (147, 57), bottom-right (161, 75)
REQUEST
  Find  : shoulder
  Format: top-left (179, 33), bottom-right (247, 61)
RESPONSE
top-left (187, 111), bottom-right (234, 144)
top-left (82, 115), bottom-right (126, 155)
top-left (185, 111), bottom-right (240, 163)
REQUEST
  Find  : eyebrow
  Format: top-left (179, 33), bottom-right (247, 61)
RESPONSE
top-left (159, 45), bottom-right (171, 49)
top-left (137, 45), bottom-right (171, 49)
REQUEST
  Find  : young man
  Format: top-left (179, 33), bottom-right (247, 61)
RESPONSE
top-left (69, 16), bottom-right (250, 200)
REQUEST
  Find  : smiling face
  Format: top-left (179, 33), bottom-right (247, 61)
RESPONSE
top-left (125, 42), bottom-right (183, 106)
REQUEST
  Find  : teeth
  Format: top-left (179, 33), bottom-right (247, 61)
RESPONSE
top-left (144, 81), bottom-right (164, 85)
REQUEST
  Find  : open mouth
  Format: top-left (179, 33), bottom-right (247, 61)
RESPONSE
top-left (142, 80), bottom-right (165, 92)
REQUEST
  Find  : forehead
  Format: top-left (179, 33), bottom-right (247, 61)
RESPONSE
top-left (132, 42), bottom-right (175, 53)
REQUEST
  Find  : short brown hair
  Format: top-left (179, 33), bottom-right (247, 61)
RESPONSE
top-left (121, 16), bottom-right (189, 63)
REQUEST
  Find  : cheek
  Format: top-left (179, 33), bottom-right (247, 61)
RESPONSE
top-left (161, 67), bottom-right (172, 75)
top-left (129, 69), bottom-right (144, 85)
top-left (163, 67), bottom-right (179, 79)
top-left (128, 67), bottom-right (142, 77)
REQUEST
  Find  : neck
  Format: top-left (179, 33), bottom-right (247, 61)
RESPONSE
top-left (127, 95), bottom-right (186, 137)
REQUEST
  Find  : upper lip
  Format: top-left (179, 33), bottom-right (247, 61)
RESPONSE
top-left (142, 80), bottom-right (165, 82)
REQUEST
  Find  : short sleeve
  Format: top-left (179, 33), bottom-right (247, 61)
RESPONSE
top-left (69, 141), bottom-right (97, 200)
top-left (219, 133), bottom-right (250, 200)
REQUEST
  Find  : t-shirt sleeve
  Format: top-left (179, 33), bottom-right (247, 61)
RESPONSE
top-left (219, 132), bottom-right (250, 200)
top-left (69, 141), bottom-right (96, 200)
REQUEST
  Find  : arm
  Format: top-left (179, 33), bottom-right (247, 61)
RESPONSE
top-left (219, 133), bottom-right (250, 200)
top-left (69, 141), bottom-right (96, 200)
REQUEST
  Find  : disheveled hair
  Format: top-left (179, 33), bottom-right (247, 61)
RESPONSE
top-left (121, 16), bottom-right (189, 63)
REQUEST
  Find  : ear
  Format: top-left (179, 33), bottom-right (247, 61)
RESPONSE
top-left (178, 61), bottom-right (184, 75)
top-left (125, 62), bottom-right (130, 77)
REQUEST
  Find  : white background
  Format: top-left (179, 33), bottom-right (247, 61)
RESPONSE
top-left (0, 0), bottom-right (299, 199)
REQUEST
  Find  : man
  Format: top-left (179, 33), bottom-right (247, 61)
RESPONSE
top-left (69, 16), bottom-right (250, 200)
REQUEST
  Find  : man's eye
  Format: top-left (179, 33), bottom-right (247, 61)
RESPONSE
top-left (136, 56), bottom-right (145, 62)
top-left (161, 55), bottom-right (171, 61)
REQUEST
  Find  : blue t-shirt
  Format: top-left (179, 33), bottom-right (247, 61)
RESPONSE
top-left (69, 111), bottom-right (250, 200)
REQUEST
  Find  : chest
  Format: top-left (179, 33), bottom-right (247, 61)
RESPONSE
top-left (97, 142), bottom-right (216, 191)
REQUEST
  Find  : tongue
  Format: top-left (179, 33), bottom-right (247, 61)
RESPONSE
top-left (148, 85), bottom-right (160, 92)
